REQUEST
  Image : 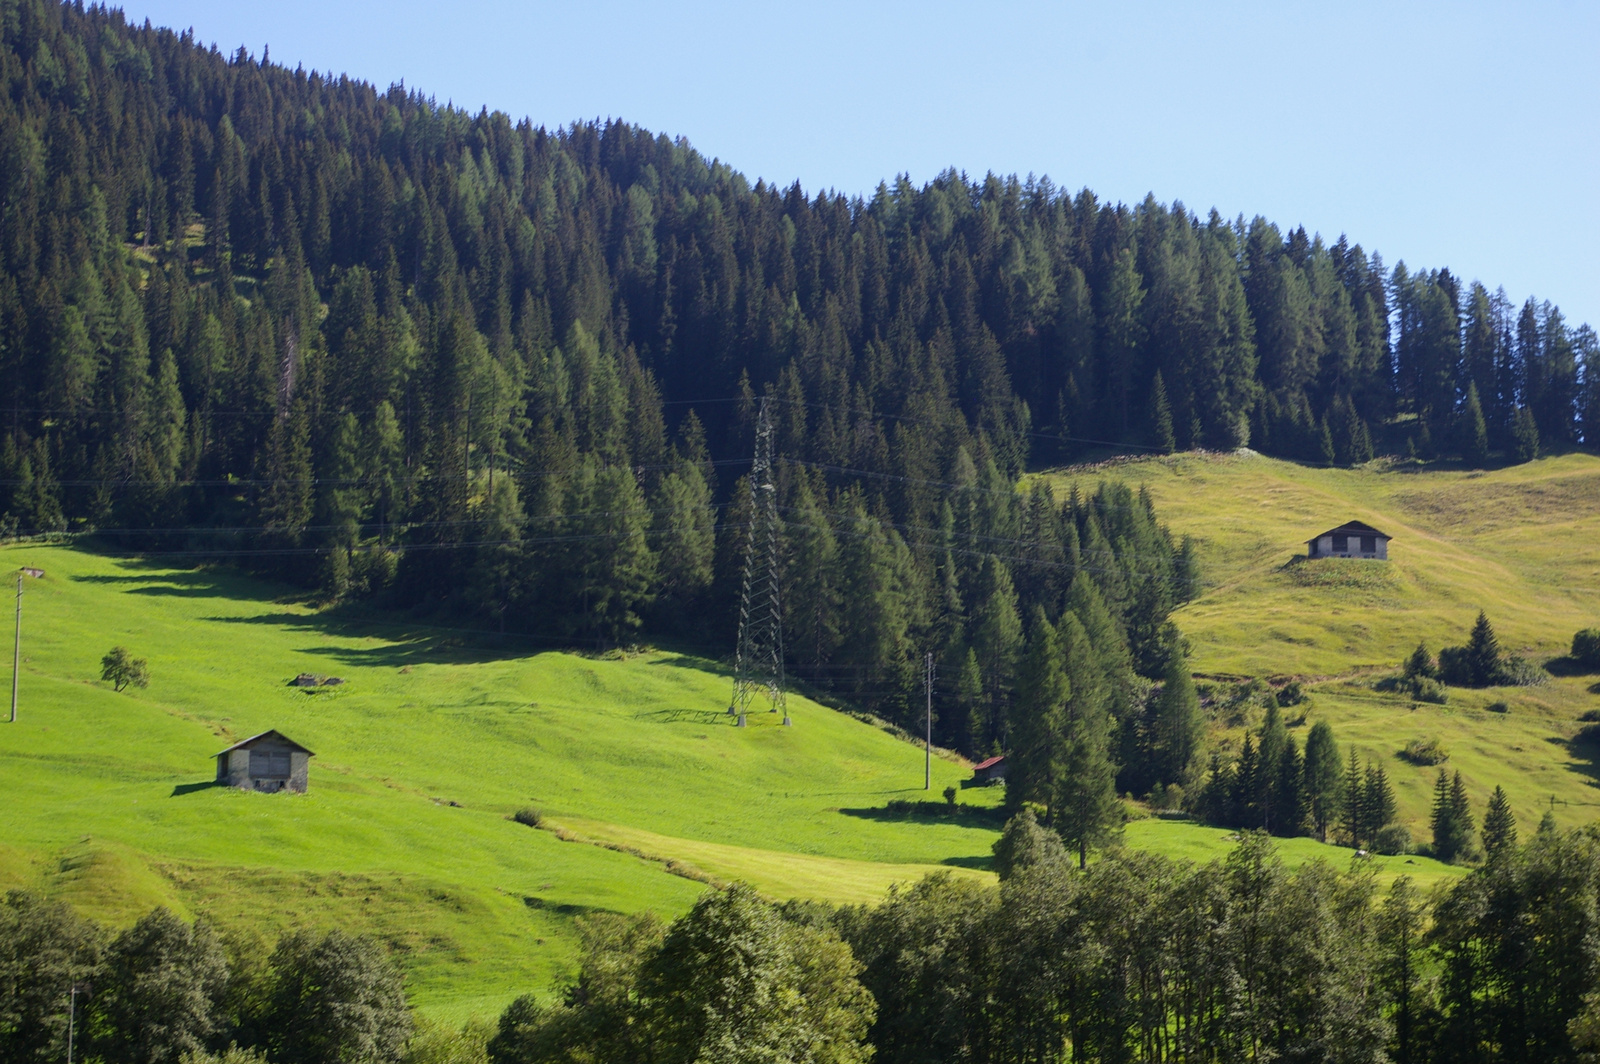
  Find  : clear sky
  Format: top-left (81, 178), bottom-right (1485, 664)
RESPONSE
top-left (118, 0), bottom-right (1598, 330)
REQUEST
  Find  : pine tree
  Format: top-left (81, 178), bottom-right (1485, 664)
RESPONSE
top-left (1448, 771), bottom-right (1476, 861)
top-left (1364, 763), bottom-right (1397, 846)
top-left (1512, 405), bottom-right (1540, 462)
top-left (1056, 613), bottom-right (1122, 868)
top-left (1403, 641), bottom-right (1436, 680)
top-left (1481, 785), bottom-right (1517, 860)
top-left (1466, 610), bottom-right (1502, 687)
top-left (1006, 611), bottom-right (1070, 820)
top-left (1430, 769), bottom-right (1460, 861)
top-left (1257, 702), bottom-right (1288, 832)
top-left (1149, 647), bottom-right (1203, 790)
top-left (1302, 720), bottom-right (1343, 842)
top-left (1460, 380), bottom-right (1490, 466)
top-left (1149, 370), bottom-right (1176, 454)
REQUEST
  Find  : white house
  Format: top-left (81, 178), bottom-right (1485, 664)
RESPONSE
top-left (1306, 521), bottom-right (1391, 560)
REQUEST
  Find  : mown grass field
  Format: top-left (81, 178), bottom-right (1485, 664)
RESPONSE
top-left (0, 544), bottom-right (997, 1019)
top-left (17, 449), bottom-right (1577, 1022)
top-left (1046, 450), bottom-right (1600, 843)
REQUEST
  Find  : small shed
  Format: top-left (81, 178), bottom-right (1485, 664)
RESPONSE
top-left (215, 730), bottom-right (314, 793)
top-left (1306, 521), bottom-right (1391, 560)
top-left (971, 754), bottom-right (1006, 784)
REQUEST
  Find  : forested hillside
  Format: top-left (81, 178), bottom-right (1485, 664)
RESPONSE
top-left (0, 0), bottom-right (1594, 760)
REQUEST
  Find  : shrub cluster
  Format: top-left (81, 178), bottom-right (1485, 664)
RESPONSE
top-left (0, 893), bottom-right (410, 1064)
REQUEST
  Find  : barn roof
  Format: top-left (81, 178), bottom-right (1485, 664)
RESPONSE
top-left (973, 754), bottom-right (1005, 772)
top-left (1307, 520), bottom-right (1391, 544)
top-left (215, 729), bottom-right (315, 757)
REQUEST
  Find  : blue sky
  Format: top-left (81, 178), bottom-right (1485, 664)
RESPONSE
top-left (119, 1), bottom-right (1598, 330)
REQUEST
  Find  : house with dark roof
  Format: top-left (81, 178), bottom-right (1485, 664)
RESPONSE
top-left (971, 754), bottom-right (1006, 784)
top-left (215, 730), bottom-right (314, 793)
top-left (1306, 521), bottom-right (1391, 560)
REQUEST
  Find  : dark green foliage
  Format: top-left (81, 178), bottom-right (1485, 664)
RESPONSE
top-left (1405, 641), bottom-right (1436, 680)
top-left (1466, 610), bottom-right (1503, 687)
top-left (1571, 628), bottom-right (1600, 670)
top-left (1148, 648), bottom-right (1204, 789)
top-left (100, 645), bottom-right (149, 691)
top-left (1512, 405), bottom-right (1541, 461)
top-left (991, 809), bottom-right (1069, 880)
top-left (1302, 720), bottom-right (1343, 842)
top-left (1481, 785), bottom-right (1517, 860)
top-left (1431, 770), bottom-right (1477, 864)
top-left (258, 930), bottom-right (411, 1064)
top-left (0, 891), bottom-right (101, 1064)
top-left (510, 807), bottom-right (542, 828)
top-left (495, 886), bottom-right (874, 1064)
top-left (92, 908), bottom-right (229, 1064)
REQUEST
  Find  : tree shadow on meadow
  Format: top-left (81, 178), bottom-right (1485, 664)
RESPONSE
top-left (838, 801), bottom-right (1007, 831)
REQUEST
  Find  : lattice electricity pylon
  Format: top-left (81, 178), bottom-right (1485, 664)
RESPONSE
top-left (728, 396), bottom-right (789, 727)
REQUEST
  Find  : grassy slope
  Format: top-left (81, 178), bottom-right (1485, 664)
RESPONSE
top-left (1, 539), bottom-right (1467, 1020)
top-left (1044, 451), bottom-right (1600, 841)
top-left (0, 544), bottom-right (993, 1019)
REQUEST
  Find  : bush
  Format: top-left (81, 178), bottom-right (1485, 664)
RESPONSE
top-left (1400, 737), bottom-right (1449, 765)
top-left (1497, 655), bottom-right (1547, 687)
top-left (1487, 701), bottom-right (1510, 714)
top-left (943, 786), bottom-right (957, 806)
top-left (1372, 824), bottom-right (1412, 855)
top-left (1574, 629), bottom-right (1600, 670)
top-left (1579, 709), bottom-right (1600, 723)
top-left (1437, 646), bottom-right (1472, 687)
top-left (100, 646), bottom-right (149, 692)
top-left (1412, 677), bottom-right (1449, 704)
top-left (511, 807), bottom-right (543, 828)
top-left (1276, 681), bottom-right (1305, 707)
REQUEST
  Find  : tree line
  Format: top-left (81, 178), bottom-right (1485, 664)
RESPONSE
top-left (490, 822), bottom-right (1600, 1064)
top-left (0, 892), bottom-right (411, 1064)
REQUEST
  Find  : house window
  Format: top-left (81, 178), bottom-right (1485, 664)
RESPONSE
top-left (250, 750), bottom-right (291, 778)
top-left (1332, 534), bottom-right (1348, 552)
top-left (1361, 535), bottom-right (1376, 553)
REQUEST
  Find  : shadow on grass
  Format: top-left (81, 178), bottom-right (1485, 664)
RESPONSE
top-left (839, 802), bottom-right (1007, 830)
top-left (941, 854), bottom-right (996, 872)
top-left (1544, 656), bottom-right (1598, 678)
top-left (171, 780), bottom-right (223, 797)
top-left (1551, 732), bottom-right (1600, 791)
top-left (194, 609), bottom-right (562, 669)
top-left (522, 895), bottom-right (619, 918)
top-left (633, 708), bottom-right (731, 726)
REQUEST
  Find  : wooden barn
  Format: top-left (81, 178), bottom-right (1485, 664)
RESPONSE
top-left (215, 730), bottom-right (314, 793)
top-left (971, 754), bottom-right (1006, 784)
top-left (1306, 520), bottom-right (1391, 560)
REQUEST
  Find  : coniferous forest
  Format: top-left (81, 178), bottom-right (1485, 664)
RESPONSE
top-left (2, 0), bottom-right (1598, 759)
top-left (8, 3), bottom-right (1600, 1063)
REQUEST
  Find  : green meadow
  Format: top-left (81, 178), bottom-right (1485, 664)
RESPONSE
top-left (1048, 450), bottom-right (1600, 842)
top-left (17, 447), bottom-right (1595, 1020)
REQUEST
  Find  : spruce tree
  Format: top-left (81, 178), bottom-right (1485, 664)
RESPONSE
top-left (1448, 771), bottom-right (1476, 861)
top-left (1461, 381), bottom-right (1490, 466)
top-left (1512, 405), bottom-right (1540, 462)
top-left (1056, 613), bottom-right (1122, 868)
top-left (1149, 647), bottom-right (1203, 791)
top-left (1481, 785), bottom-right (1517, 860)
top-left (1256, 702), bottom-right (1288, 832)
top-left (1006, 612), bottom-right (1070, 821)
top-left (1466, 610), bottom-right (1502, 687)
top-left (1364, 762), bottom-right (1397, 846)
top-left (1149, 370), bottom-right (1176, 455)
top-left (1302, 721), bottom-right (1343, 842)
top-left (1430, 769), bottom-right (1460, 861)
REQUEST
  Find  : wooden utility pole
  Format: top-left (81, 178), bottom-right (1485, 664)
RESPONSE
top-left (11, 568), bottom-right (42, 723)
top-left (924, 651), bottom-right (934, 790)
top-left (9, 572), bottom-right (20, 724)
